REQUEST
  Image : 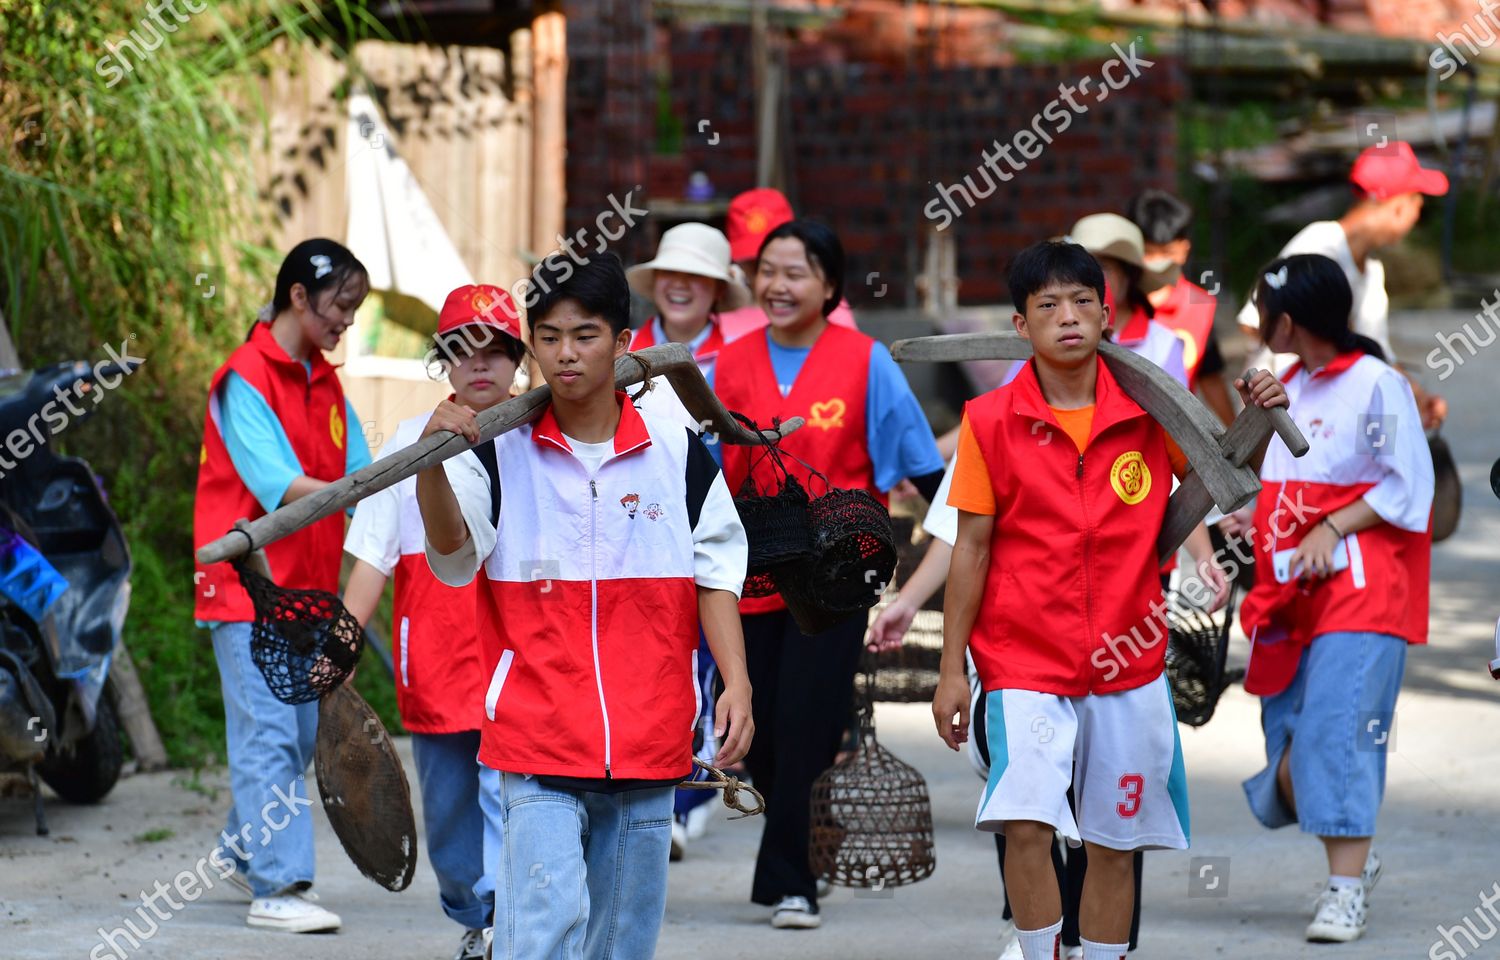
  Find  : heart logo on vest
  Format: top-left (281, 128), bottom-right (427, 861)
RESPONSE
top-left (1172, 327), bottom-right (1200, 373)
top-left (329, 404), bottom-right (345, 450)
top-left (1109, 450), bottom-right (1151, 505)
top-left (808, 398), bottom-right (846, 431)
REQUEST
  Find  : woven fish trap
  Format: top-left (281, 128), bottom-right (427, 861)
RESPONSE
top-left (1164, 587), bottom-right (1236, 728)
top-left (809, 674), bottom-right (935, 888)
top-left (859, 606), bottom-right (944, 703)
top-left (236, 558), bottom-right (364, 705)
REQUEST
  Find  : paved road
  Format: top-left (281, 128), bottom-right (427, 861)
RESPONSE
top-left (3, 311), bottom-right (1497, 960)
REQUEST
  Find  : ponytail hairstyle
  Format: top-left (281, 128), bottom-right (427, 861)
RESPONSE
top-left (1253, 253), bottom-right (1385, 362)
top-left (255, 238), bottom-right (370, 334)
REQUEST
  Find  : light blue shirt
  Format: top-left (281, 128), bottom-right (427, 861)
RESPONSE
top-left (220, 369), bottom-right (371, 514)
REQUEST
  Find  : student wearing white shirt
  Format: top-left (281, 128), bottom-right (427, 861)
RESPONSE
top-left (1236, 142), bottom-right (1449, 429)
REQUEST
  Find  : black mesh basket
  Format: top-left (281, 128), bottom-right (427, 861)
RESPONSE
top-left (736, 472), bottom-right (814, 576)
top-left (807, 487), bottom-right (897, 613)
top-left (1164, 586), bottom-right (1237, 728)
top-left (236, 558), bottom-right (364, 705)
top-left (810, 671), bottom-right (936, 889)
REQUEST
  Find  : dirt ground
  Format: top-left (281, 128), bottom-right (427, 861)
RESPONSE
top-left (4, 311), bottom-right (1498, 960)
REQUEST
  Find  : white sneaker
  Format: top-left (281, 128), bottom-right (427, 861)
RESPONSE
top-left (1065, 948), bottom-right (1084, 959)
top-left (684, 800), bottom-right (713, 840)
top-left (1361, 849), bottom-right (1382, 896)
top-left (453, 927), bottom-right (487, 960)
top-left (669, 820), bottom-right (687, 862)
top-left (1306, 884), bottom-right (1367, 942)
top-left (247, 892), bottom-right (341, 933)
top-left (771, 895), bottom-right (821, 929)
top-left (997, 938), bottom-right (1024, 960)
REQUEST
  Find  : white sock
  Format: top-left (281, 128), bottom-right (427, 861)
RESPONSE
top-left (1328, 874), bottom-right (1361, 892)
top-left (1016, 919), bottom-right (1062, 960)
top-left (1080, 936), bottom-right (1129, 960)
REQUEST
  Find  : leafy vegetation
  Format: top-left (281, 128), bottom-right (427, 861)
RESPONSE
top-left (0, 0), bottom-right (403, 765)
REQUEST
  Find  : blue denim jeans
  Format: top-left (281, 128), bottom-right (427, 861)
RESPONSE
top-left (491, 772), bottom-right (673, 960)
top-left (211, 622), bottom-right (318, 896)
top-left (411, 731), bottom-right (501, 930)
top-left (1244, 631), bottom-right (1407, 837)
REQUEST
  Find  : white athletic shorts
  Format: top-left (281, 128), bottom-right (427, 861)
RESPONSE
top-left (973, 673), bottom-right (1191, 851)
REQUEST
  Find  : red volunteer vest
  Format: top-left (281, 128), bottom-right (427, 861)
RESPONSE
top-left (967, 357), bottom-right (1172, 696)
top-left (392, 554), bottom-right (486, 733)
top-left (715, 323), bottom-right (879, 616)
top-left (1152, 278), bottom-right (1217, 390)
top-left (193, 323), bottom-right (349, 622)
top-left (629, 317), bottom-right (725, 363)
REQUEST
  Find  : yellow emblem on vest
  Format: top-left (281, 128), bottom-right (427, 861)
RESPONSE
top-left (808, 397), bottom-right (846, 431)
top-left (199, 443), bottom-right (207, 465)
top-left (329, 404), bottom-right (345, 450)
top-left (1109, 450), bottom-right (1151, 505)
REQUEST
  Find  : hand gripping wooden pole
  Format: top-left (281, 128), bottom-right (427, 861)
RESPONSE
top-left (197, 344), bottom-right (798, 565)
top-left (889, 333), bottom-right (1309, 564)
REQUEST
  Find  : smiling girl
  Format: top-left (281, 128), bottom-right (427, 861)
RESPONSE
top-left (192, 238), bottom-right (373, 935)
top-left (713, 219), bottom-right (945, 929)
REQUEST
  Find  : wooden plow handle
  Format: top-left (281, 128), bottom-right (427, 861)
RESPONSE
top-left (889, 333), bottom-right (1309, 564)
top-left (197, 344), bottom-right (796, 565)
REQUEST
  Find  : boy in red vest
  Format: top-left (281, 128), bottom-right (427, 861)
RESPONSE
top-left (342, 284), bottom-right (525, 960)
top-left (932, 240), bottom-right (1286, 960)
top-left (415, 253), bottom-right (753, 960)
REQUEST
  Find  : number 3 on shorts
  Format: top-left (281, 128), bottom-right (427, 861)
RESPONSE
top-left (1117, 773), bottom-right (1144, 818)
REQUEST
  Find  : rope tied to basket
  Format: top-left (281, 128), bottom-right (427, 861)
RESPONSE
top-left (679, 758), bottom-right (766, 819)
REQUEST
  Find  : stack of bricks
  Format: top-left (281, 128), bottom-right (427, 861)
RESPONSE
top-left (565, 8), bottom-right (1182, 304)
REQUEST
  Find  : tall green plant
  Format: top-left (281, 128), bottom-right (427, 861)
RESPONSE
top-left (0, 0), bottom-right (403, 765)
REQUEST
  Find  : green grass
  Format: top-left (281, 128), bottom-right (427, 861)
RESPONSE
top-left (133, 828), bottom-right (176, 844)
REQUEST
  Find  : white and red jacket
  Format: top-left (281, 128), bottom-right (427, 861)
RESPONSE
top-left (1240, 351), bottom-right (1434, 697)
top-left (344, 413), bottom-right (487, 734)
top-left (427, 395), bottom-right (747, 780)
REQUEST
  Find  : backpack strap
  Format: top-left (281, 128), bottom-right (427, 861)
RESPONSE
top-left (470, 439), bottom-right (502, 528)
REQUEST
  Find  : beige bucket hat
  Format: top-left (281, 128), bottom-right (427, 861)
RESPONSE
top-left (1067, 213), bottom-right (1178, 294)
top-left (627, 223), bottom-right (752, 311)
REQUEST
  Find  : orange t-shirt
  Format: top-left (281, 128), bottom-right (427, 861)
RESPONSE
top-left (948, 407), bottom-right (1187, 516)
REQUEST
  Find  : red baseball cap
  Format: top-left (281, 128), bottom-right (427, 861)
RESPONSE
top-left (437, 283), bottom-right (522, 342)
top-left (726, 188), bottom-right (795, 262)
top-left (1350, 142), bottom-right (1449, 201)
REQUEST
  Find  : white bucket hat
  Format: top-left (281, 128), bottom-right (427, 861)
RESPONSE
top-left (627, 223), bottom-right (752, 311)
top-left (1067, 213), bottom-right (1177, 294)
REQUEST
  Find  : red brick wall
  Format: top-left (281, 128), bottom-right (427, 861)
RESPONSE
top-left (566, 8), bottom-right (1182, 304)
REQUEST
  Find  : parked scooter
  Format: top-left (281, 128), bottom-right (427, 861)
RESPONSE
top-left (0, 359), bottom-right (137, 833)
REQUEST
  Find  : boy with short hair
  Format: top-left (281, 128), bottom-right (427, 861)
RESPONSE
top-left (415, 253), bottom-right (754, 960)
top-left (932, 240), bottom-right (1286, 960)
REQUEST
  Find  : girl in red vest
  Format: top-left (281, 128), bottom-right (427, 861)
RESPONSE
top-left (1237, 254), bottom-right (1433, 945)
top-left (192, 239), bottom-right (372, 935)
top-left (342, 284), bottom-right (524, 960)
top-left (715, 219), bottom-right (945, 929)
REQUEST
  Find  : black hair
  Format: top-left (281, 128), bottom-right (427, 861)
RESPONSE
top-left (1007, 240), bottom-right (1106, 312)
top-left (758, 219), bottom-right (845, 316)
top-left (1111, 260), bottom-right (1156, 322)
top-left (1126, 189), bottom-right (1194, 245)
top-left (271, 238), bottom-right (369, 317)
top-left (525, 252), bottom-right (632, 336)
top-left (1253, 254), bottom-right (1385, 361)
